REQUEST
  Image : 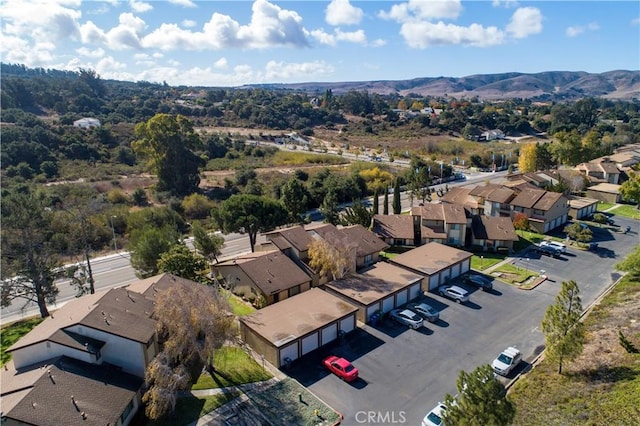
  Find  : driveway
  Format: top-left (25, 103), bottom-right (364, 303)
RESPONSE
top-left (288, 217), bottom-right (638, 426)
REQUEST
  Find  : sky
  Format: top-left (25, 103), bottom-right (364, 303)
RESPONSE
top-left (1, 0), bottom-right (639, 87)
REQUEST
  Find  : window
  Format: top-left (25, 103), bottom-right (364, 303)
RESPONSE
top-left (120, 399), bottom-right (134, 423)
top-left (533, 209), bottom-right (545, 216)
top-left (288, 285), bottom-right (300, 297)
top-left (513, 206), bottom-right (524, 213)
top-left (450, 224), bottom-right (460, 230)
top-left (364, 254), bottom-right (373, 264)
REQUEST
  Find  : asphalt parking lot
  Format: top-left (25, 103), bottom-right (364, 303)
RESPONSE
top-left (287, 217), bottom-right (639, 426)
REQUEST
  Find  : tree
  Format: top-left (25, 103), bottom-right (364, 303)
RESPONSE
top-left (518, 143), bottom-right (537, 172)
top-left (563, 222), bottom-right (592, 244)
top-left (192, 221), bottom-right (225, 263)
top-left (308, 235), bottom-right (356, 281)
top-left (181, 193), bottom-right (215, 220)
top-left (615, 245), bottom-right (640, 279)
top-left (619, 171), bottom-right (640, 208)
top-left (319, 188), bottom-right (340, 225)
top-left (541, 280), bottom-right (585, 374)
top-left (143, 280), bottom-right (234, 420)
top-left (535, 142), bottom-right (554, 171)
top-left (280, 176), bottom-right (309, 223)
top-left (383, 190), bottom-right (389, 215)
top-left (129, 225), bottom-right (181, 278)
top-left (372, 190), bottom-right (379, 215)
top-left (212, 194), bottom-right (288, 252)
top-left (393, 178), bottom-right (401, 214)
top-left (158, 244), bottom-right (208, 282)
top-left (442, 364), bottom-right (516, 426)
top-left (341, 199), bottom-right (373, 228)
top-left (1, 191), bottom-right (60, 318)
top-left (132, 114), bottom-right (203, 196)
top-left (513, 212), bottom-right (530, 231)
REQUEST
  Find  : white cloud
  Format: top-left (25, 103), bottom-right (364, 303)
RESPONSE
top-left (214, 57), bottom-right (228, 69)
top-left (141, 0), bottom-right (308, 50)
top-left (80, 21), bottom-right (108, 44)
top-left (168, 59), bottom-right (180, 66)
top-left (1, 0), bottom-right (82, 42)
top-left (371, 38), bottom-right (387, 47)
top-left (0, 34), bottom-right (55, 66)
top-left (105, 13), bottom-right (147, 50)
top-left (492, 0), bottom-right (518, 8)
top-left (76, 46), bottom-right (105, 58)
top-left (506, 7), bottom-right (543, 39)
top-left (129, 0), bottom-right (152, 13)
top-left (309, 28), bottom-right (367, 46)
top-left (264, 60), bottom-right (335, 82)
top-left (182, 19), bottom-right (197, 28)
top-left (400, 21), bottom-right (505, 48)
top-left (379, 0), bottom-right (463, 22)
top-left (168, 0), bottom-right (196, 7)
top-left (566, 22), bottom-right (599, 37)
top-left (325, 0), bottom-right (363, 26)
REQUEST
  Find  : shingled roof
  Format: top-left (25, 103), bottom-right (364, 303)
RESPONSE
top-left (372, 214), bottom-right (415, 240)
top-left (266, 225), bottom-right (314, 252)
top-left (389, 242), bottom-right (472, 276)
top-left (472, 216), bottom-right (519, 241)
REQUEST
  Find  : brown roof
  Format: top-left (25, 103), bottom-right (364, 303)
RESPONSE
top-left (586, 182), bottom-right (621, 194)
top-left (469, 183), bottom-right (505, 198)
top-left (439, 187), bottom-right (478, 209)
top-left (126, 273), bottom-right (196, 300)
top-left (441, 203), bottom-right (468, 223)
top-left (594, 160), bottom-right (620, 174)
top-left (3, 356), bottom-right (142, 426)
top-left (267, 225), bottom-right (314, 252)
top-left (412, 204), bottom-right (444, 221)
top-left (340, 224), bottom-right (390, 256)
top-left (485, 187), bottom-right (517, 203)
top-left (509, 187), bottom-right (546, 209)
top-left (240, 288), bottom-right (358, 347)
top-left (325, 263), bottom-right (423, 306)
top-left (372, 214), bottom-right (415, 240)
top-left (217, 251), bottom-right (311, 295)
top-left (389, 242), bottom-right (473, 276)
top-left (532, 191), bottom-right (564, 211)
top-left (566, 195), bottom-right (599, 209)
top-left (577, 162), bottom-right (601, 172)
top-left (472, 216), bottom-right (519, 242)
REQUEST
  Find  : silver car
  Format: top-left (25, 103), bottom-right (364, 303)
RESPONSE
top-left (438, 285), bottom-right (470, 303)
top-left (407, 302), bottom-right (439, 322)
top-left (389, 309), bottom-right (424, 329)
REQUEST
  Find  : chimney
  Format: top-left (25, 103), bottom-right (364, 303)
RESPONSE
top-left (71, 396), bottom-right (79, 411)
top-left (48, 370), bottom-right (55, 384)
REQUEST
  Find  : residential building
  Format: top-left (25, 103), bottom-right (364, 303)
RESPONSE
top-left (509, 187), bottom-right (569, 233)
top-left (73, 117), bottom-right (101, 128)
top-left (372, 214), bottom-right (420, 247)
top-left (566, 195), bottom-right (600, 220)
top-left (575, 159), bottom-right (621, 184)
top-left (585, 182), bottom-right (622, 203)
top-left (470, 216), bottom-right (519, 252)
top-left (411, 202), bottom-right (468, 247)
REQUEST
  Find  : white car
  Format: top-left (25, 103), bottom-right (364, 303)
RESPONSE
top-left (492, 347), bottom-right (523, 376)
top-left (422, 402), bottom-right (447, 426)
top-left (539, 240), bottom-right (566, 253)
top-left (438, 285), bottom-right (470, 303)
top-left (389, 309), bottom-right (423, 329)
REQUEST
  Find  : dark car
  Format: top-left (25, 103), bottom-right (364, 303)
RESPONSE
top-left (535, 243), bottom-right (562, 257)
top-left (462, 274), bottom-right (493, 291)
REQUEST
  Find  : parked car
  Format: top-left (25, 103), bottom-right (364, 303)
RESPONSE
top-left (422, 402), bottom-right (447, 426)
top-left (492, 347), bottom-right (523, 376)
top-left (438, 285), bottom-right (470, 303)
top-left (322, 355), bottom-right (359, 382)
top-left (389, 308), bottom-right (424, 329)
top-left (539, 240), bottom-right (567, 253)
top-left (462, 274), bottom-right (493, 291)
top-left (407, 302), bottom-right (440, 322)
top-left (535, 243), bottom-right (562, 257)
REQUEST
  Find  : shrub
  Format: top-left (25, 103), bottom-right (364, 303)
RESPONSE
top-left (182, 193), bottom-right (215, 220)
top-left (106, 188), bottom-right (130, 204)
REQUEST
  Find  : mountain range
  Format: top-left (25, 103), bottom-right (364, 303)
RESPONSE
top-left (243, 70), bottom-right (640, 101)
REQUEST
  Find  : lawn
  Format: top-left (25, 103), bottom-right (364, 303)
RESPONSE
top-left (1, 317), bottom-right (43, 366)
top-left (380, 246), bottom-right (412, 260)
top-left (595, 201), bottom-right (616, 212)
top-left (145, 391), bottom-right (240, 426)
top-left (611, 204), bottom-right (640, 220)
top-left (491, 262), bottom-right (538, 286)
top-left (222, 290), bottom-right (256, 316)
top-left (509, 274), bottom-right (640, 425)
top-left (470, 253), bottom-right (505, 271)
top-left (191, 346), bottom-right (272, 390)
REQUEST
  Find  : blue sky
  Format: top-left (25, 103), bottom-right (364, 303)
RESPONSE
top-left (1, 1), bottom-right (638, 86)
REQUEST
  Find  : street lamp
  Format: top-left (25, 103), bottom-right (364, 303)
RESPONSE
top-left (480, 255), bottom-right (484, 270)
top-left (109, 216), bottom-right (118, 251)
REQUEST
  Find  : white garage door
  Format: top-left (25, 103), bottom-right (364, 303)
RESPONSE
top-left (321, 324), bottom-right (337, 345)
top-left (367, 304), bottom-right (379, 321)
top-left (395, 289), bottom-right (408, 306)
top-left (440, 268), bottom-right (451, 284)
top-left (409, 283), bottom-right (421, 300)
top-left (450, 263), bottom-right (461, 279)
top-left (544, 221), bottom-right (550, 233)
top-left (340, 315), bottom-right (355, 333)
top-left (429, 274), bottom-right (439, 290)
top-left (301, 333), bottom-right (319, 355)
top-left (461, 259), bottom-right (470, 274)
top-left (382, 297), bottom-right (394, 313)
top-left (279, 342), bottom-right (298, 366)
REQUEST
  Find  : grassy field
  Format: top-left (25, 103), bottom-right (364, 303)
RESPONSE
top-left (491, 262), bottom-right (538, 286)
top-left (191, 346), bottom-right (272, 390)
top-left (596, 201), bottom-right (616, 211)
top-left (144, 391), bottom-right (240, 426)
top-left (221, 289), bottom-right (256, 316)
top-left (470, 253), bottom-right (505, 271)
top-left (611, 204), bottom-right (640, 220)
top-left (1, 318), bottom-right (43, 366)
top-left (509, 275), bottom-right (640, 425)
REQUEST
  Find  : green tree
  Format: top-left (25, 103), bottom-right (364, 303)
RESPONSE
top-left (442, 364), bottom-right (516, 426)
top-left (129, 225), bottom-right (180, 278)
top-left (372, 190), bottom-right (379, 215)
top-left (341, 199), bottom-right (373, 228)
top-left (393, 178), bottom-right (401, 214)
top-left (181, 193), bottom-right (215, 220)
top-left (550, 130), bottom-right (583, 166)
top-left (1, 192), bottom-right (60, 318)
top-left (132, 114), bottom-right (203, 196)
top-left (280, 176), bottom-right (309, 223)
top-left (535, 142), bottom-right (554, 171)
top-left (212, 194), bottom-right (288, 252)
top-left (563, 223), bottom-right (592, 244)
top-left (619, 171), bottom-right (640, 208)
top-left (541, 280), bottom-right (585, 374)
top-left (158, 244), bottom-right (208, 282)
top-left (383, 190), bottom-right (389, 215)
top-left (320, 188), bottom-right (340, 225)
top-left (192, 221), bottom-right (225, 263)
top-left (615, 245), bottom-right (640, 279)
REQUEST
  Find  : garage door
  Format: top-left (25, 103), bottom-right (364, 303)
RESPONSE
top-left (429, 274), bottom-right (439, 290)
top-left (301, 333), bottom-right (319, 355)
top-left (395, 289), bottom-right (408, 306)
top-left (461, 259), bottom-right (470, 274)
top-left (440, 268), bottom-right (451, 284)
top-left (409, 283), bottom-right (421, 300)
top-left (279, 342), bottom-right (299, 366)
top-left (367, 304), bottom-right (379, 321)
top-left (340, 315), bottom-right (355, 333)
top-left (321, 324), bottom-right (337, 345)
top-left (382, 296), bottom-right (394, 313)
top-left (450, 263), bottom-right (460, 279)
